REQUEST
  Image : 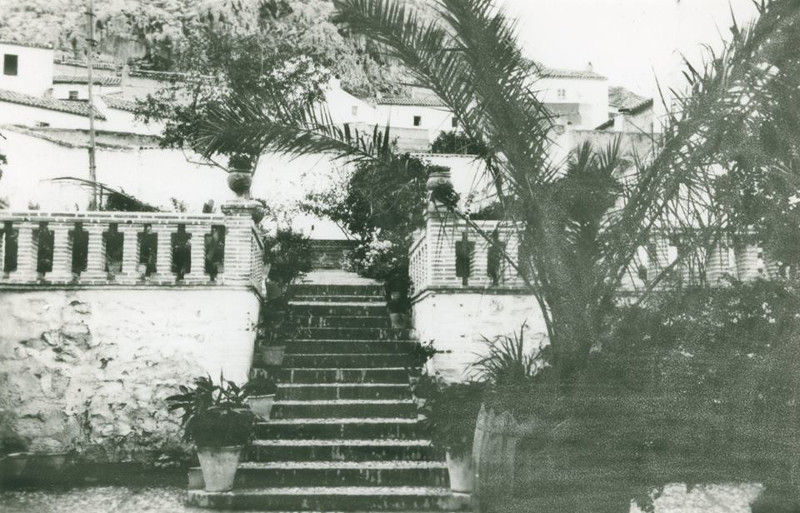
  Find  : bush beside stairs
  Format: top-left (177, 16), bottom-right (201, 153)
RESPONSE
top-left (187, 274), bottom-right (468, 511)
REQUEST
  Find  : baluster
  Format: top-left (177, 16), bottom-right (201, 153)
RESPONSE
top-left (705, 242), bottom-right (728, 285)
top-left (83, 223), bottom-right (108, 281)
top-left (119, 225), bottom-right (141, 282)
top-left (646, 235), bottom-right (669, 285)
top-left (12, 221), bottom-right (38, 282)
top-left (49, 223), bottom-right (74, 282)
top-left (734, 244), bottom-right (760, 282)
top-left (152, 225), bottom-right (174, 281)
top-left (185, 226), bottom-right (209, 283)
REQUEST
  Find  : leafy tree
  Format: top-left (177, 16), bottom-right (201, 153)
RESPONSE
top-left (430, 130), bottom-right (486, 154)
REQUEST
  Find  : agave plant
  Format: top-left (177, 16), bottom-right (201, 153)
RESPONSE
top-left (472, 323), bottom-right (543, 387)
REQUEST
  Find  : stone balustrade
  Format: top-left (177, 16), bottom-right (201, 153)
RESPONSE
top-left (0, 200), bottom-right (266, 295)
top-left (410, 217), bottom-right (782, 299)
top-left (409, 204), bottom-right (527, 299)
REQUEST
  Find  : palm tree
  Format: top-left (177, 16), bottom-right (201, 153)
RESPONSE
top-left (196, 0), bottom-right (800, 385)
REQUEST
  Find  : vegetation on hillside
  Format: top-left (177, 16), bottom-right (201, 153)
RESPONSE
top-left (0, 0), bottom-right (433, 96)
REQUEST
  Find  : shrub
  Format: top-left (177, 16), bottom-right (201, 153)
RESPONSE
top-left (431, 130), bottom-right (486, 155)
top-left (263, 229), bottom-right (313, 290)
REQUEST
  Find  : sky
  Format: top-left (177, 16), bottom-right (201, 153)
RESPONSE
top-left (501, 0), bottom-right (760, 98)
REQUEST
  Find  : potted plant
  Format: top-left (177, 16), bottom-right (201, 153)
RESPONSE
top-left (166, 376), bottom-right (255, 492)
top-left (421, 381), bottom-right (486, 494)
top-left (244, 375), bottom-right (278, 420)
top-left (227, 153), bottom-right (255, 198)
top-left (388, 291), bottom-right (412, 329)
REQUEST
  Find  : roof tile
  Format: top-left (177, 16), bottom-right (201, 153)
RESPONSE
top-left (0, 88), bottom-right (106, 119)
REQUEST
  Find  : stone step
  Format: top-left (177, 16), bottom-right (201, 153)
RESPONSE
top-left (292, 295), bottom-right (385, 304)
top-left (288, 340), bottom-right (416, 355)
top-left (293, 315), bottom-right (391, 329)
top-left (187, 486), bottom-right (464, 511)
top-left (247, 439), bottom-right (439, 462)
top-left (255, 418), bottom-right (420, 440)
top-left (292, 284), bottom-right (385, 297)
top-left (290, 302), bottom-right (388, 317)
top-left (277, 383), bottom-right (411, 401)
top-left (231, 461), bottom-right (449, 488)
top-left (283, 354), bottom-right (413, 369)
top-left (297, 328), bottom-right (413, 341)
top-left (272, 399), bottom-right (417, 419)
top-left (279, 368), bottom-right (410, 384)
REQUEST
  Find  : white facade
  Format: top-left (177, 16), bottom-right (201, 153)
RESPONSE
top-left (536, 75), bottom-right (609, 130)
top-left (0, 42), bottom-right (54, 97)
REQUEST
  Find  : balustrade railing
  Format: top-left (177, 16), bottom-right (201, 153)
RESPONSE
top-left (409, 219), bottom-right (526, 297)
top-left (409, 218), bottom-right (783, 299)
top-left (0, 202), bottom-right (266, 295)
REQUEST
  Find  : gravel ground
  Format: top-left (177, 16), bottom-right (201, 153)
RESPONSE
top-left (0, 486), bottom-right (200, 513)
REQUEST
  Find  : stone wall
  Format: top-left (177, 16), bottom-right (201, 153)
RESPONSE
top-left (0, 288), bottom-right (259, 463)
top-left (412, 291), bottom-right (547, 382)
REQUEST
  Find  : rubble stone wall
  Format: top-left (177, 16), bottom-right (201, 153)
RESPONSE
top-left (0, 288), bottom-right (259, 463)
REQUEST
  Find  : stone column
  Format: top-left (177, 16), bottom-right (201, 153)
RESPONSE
top-left (646, 234), bottom-right (670, 285)
top-left (185, 226), bottom-right (210, 283)
top-left (49, 223), bottom-right (74, 282)
top-left (12, 222), bottom-right (38, 282)
top-left (119, 225), bottom-right (141, 282)
top-left (705, 241), bottom-right (728, 286)
top-left (152, 225), bottom-right (174, 282)
top-left (763, 248), bottom-right (783, 279)
top-left (734, 243), bottom-right (761, 282)
top-left (83, 223), bottom-right (108, 281)
top-left (221, 200), bottom-right (261, 286)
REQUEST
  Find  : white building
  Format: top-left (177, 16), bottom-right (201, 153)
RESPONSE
top-left (0, 41), bottom-right (55, 97)
top-left (533, 61), bottom-right (610, 130)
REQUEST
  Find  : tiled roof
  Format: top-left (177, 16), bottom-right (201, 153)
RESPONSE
top-left (0, 89), bottom-right (106, 119)
top-left (375, 97), bottom-right (447, 107)
top-left (0, 40), bottom-right (54, 50)
top-left (540, 66), bottom-right (607, 80)
top-left (53, 74), bottom-right (122, 86)
top-left (526, 59), bottom-right (607, 81)
top-left (609, 86), bottom-right (649, 111)
top-left (100, 95), bottom-right (138, 112)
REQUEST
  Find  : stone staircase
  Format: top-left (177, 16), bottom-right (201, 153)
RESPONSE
top-left (187, 279), bottom-right (466, 511)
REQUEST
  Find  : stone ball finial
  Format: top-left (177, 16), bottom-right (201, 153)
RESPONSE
top-left (426, 165), bottom-right (452, 192)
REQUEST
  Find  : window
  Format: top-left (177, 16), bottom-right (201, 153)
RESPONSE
top-left (68, 91), bottom-right (79, 101)
top-left (3, 54), bottom-right (18, 76)
top-left (351, 105), bottom-right (359, 116)
top-left (451, 117), bottom-right (458, 128)
top-left (413, 115), bottom-right (422, 127)
top-left (557, 88), bottom-right (566, 100)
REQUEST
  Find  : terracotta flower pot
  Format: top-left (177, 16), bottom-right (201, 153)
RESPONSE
top-left (446, 450), bottom-right (474, 493)
top-left (197, 445), bottom-right (244, 492)
top-left (246, 394), bottom-right (276, 420)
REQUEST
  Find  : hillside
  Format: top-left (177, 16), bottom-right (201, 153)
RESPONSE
top-left (0, 0), bottom-right (437, 96)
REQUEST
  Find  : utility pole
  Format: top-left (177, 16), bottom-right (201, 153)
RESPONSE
top-left (85, 0), bottom-right (99, 210)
